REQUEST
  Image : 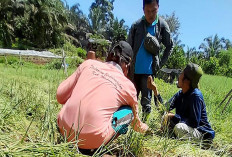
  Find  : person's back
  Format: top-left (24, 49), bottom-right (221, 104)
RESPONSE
top-left (57, 41), bottom-right (149, 154)
top-left (57, 59), bottom-right (138, 149)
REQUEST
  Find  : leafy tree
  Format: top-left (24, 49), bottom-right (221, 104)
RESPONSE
top-left (218, 50), bottom-right (232, 67)
top-left (161, 12), bottom-right (182, 47)
top-left (216, 49), bottom-right (232, 77)
top-left (166, 46), bottom-right (186, 69)
top-left (162, 12), bottom-right (180, 36)
top-left (202, 57), bottom-right (220, 75)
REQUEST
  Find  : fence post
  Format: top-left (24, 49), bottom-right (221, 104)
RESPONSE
top-left (4, 54), bottom-right (8, 66)
top-left (62, 49), bottom-right (68, 77)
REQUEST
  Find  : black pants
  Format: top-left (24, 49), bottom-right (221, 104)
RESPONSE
top-left (78, 148), bottom-right (98, 156)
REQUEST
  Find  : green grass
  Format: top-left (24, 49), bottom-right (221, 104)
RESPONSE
top-left (0, 63), bottom-right (232, 156)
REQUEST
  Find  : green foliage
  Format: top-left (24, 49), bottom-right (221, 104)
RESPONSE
top-left (63, 41), bottom-right (79, 56)
top-left (47, 41), bottom-right (85, 69)
top-left (0, 0), bottom-right (68, 49)
top-left (45, 59), bottom-right (62, 70)
top-left (89, 34), bottom-right (112, 59)
top-left (202, 57), bottom-right (220, 75)
top-left (63, 41), bottom-right (87, 57)
top-left (0, 56), bottom-right (20, 65)
top-left (50, 41), bottom-right (87, 58)
top-left (166, 46), bottom-right (186, 69)
top-left (200, 49), bottom-right (232, 77)
top-left (189, 56), bottom-right (200, 65)
top-left (185, 47), bottom-right (232, 77)
top-left (66, 57), bottom-right (84, 68)
top-left (218, 49), bottom-right (232, 67)
top-left (76, 47), bottom-right (87, 58)
top-left (0, 65), bottom-right (232, 156)
top-left (11, 38), bottom-right (33, 50)
top-left (45, 57), bottom-right (84, 70)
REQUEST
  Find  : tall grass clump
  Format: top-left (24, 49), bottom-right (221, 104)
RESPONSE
top-left (0, 64), bottom-right (79, 156)
top-left (0, 62), bottom-right (232, 156)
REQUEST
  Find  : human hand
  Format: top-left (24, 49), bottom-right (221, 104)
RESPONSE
top-left (161, 112), bottom-right (175, 131)
top-left (147, 76), bottom-right (158, 96)
top-left (147, 76), bottom-right (155, 89)
top-left (145, 127), bottom-right (154, 136)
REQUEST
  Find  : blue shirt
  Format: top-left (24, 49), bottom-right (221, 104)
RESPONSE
top-left (168, 88), bottom-right (215, 139)
top-left (135, 20), bottom-right (157, 74)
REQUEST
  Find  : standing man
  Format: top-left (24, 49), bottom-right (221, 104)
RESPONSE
top-left (128, 0), bottom-right (173, 118)
top-left (147, 63), bottom-right (215, 142)
top-left (56, 41), bottom-right (149, 156)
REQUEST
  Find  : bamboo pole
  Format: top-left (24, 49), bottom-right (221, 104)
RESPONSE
top-left (218, 89), bottom-right (232, 108)
top-left (222, 94), bottom-right (232, 114)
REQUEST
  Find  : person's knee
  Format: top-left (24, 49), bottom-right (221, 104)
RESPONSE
top-left (173, 123), bottom-right (189, 138)
top-left (174, 123), bottom-right (187, 130)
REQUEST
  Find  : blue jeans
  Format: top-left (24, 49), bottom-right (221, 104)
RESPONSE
top-left (134, 74), bottom-right (154, 113)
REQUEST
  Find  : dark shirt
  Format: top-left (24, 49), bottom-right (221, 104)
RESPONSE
top-left (167, 88), bottom-right (215, 139)
top-left (127, 16), bottom-right (173, 80)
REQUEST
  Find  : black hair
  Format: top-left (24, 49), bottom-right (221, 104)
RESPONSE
top-left (106, 46), bottom-right (129, 66)
top-left (143, 0), bottom-right (159, 9)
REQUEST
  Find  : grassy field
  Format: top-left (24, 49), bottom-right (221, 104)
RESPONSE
top-left (0, 63), bottom-right (231, 156)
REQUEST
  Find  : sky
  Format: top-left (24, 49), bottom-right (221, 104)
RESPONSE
top-left (65, 0), bottom-right (232, 50)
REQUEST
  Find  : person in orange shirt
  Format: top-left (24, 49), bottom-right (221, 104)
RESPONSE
top-left (57, 41), bottom-right (149, 156)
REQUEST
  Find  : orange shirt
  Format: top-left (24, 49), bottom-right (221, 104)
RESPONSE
top-left (57, 60), bottom-right (148, 149)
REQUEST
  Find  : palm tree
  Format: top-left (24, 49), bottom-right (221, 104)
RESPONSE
top-left (106, 18), bottom-right (128, 43)
top-left (221, 38), bottom-right (232, 50)
top-left (89, 7), bottom-right (104, 34)
top-left (0, 0), bottom-right (24, 47)
top-left (199, 34), bottom-right (223, 59)
top-left (64, 3), bottom-right (91, 47)
top-left (25, 0), bottom-right (68, 48)
top-left (89, 0), bottom-right (115, 36)
top-left (186, 47), bottom-right (197, 61)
